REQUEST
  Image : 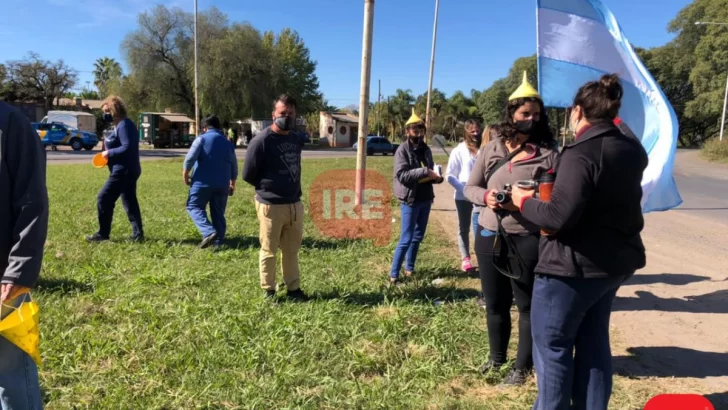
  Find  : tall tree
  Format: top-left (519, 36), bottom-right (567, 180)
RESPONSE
top-left (93, 57), bottom-right (122, 97)
top-left (4, 52), bottom-right (77, 111)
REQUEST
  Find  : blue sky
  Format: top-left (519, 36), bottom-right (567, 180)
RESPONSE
top-left (1, 0), bottom-right (690, 107)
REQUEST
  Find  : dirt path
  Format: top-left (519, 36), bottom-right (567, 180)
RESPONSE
top-left (429, 151), bottom-right (728, 406)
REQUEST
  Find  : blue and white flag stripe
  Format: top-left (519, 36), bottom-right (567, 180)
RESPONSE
top-left (537, 0), bottom-right (682, 213)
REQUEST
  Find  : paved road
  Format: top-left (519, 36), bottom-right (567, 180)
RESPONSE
top-left (670, 149), bottom-right (728, 224)
top-left (45, 146), bottom-right (359, 164)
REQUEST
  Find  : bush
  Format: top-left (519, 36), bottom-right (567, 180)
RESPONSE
top-left (701, 137), bottom-right (728, 162)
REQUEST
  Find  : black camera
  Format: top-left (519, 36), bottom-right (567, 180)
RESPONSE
top-left (495, 183), bottom-right (512, 205)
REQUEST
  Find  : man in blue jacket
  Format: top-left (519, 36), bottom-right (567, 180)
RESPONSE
top-left (183, 115), bottom-right (238, 248)
top-left (0, 102), bottom-right (47, 409)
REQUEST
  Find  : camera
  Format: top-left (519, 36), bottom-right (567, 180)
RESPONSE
top-left (495, 183), bottom-right (512, 205)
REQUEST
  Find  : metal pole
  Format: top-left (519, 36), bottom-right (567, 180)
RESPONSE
top-left (721, 72), bottom-right (728, 142)
top-left (424, 0), bottom-right (440, 141)
top-left (194, 0), bottom-right (199, 135)
top-left (355, 0), bottom-right (375, 206)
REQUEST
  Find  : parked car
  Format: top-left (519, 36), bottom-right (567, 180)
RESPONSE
top-left (352, 136), bottom-right (399, 156)
top-left (33, 122), bottom-right (99, 151)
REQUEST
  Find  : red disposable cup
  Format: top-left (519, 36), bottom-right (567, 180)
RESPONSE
top-left (538, 174), bottom-right (556, 235)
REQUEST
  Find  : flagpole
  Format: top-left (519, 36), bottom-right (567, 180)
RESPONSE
top-left (194, 0), bottom-right (199, 135)
top-left (424, 0), bottom-right (440, 141)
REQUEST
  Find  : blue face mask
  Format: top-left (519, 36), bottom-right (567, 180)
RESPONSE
top-left (103, 113), bottom-right (113, 123)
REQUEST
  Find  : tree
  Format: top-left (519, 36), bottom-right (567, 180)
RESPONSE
top-left (93, 57), bottom-right (122, 98)
top-left (4, 52), bottom-right (77, 111)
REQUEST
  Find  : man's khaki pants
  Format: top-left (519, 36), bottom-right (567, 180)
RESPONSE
top-left (255, 200), bottom-right (304, 291)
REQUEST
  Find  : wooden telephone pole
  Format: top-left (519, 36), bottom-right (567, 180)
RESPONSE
top-left (355, 0), bottom-right (375, 206)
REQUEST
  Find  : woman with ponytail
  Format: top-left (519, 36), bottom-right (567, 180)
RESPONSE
top-left (511, 74), bottom-right (648, 409)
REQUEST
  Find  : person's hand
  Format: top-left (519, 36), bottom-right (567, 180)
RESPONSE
top-left (229, 181), bottom-right (236, 196)
top-left (101, 150), bottom-right (109, 159)
top-left (511, 186), bottom-right (536, 210)
top-left (427, 169), bottom-right (439, 179)
top-left (183, 170), bottom-right (191, 186)
top-left (1, 284), bottom-right (30, 303)
top-left (485, 190), bottom-right (499, 209)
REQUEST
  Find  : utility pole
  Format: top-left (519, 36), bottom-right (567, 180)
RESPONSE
top-left (376, 79), bottom-right (381, 137)
top-left (424, 0), bottom-right (440, 141)
top-left (194, 0), bottom-right (199, 135)
top-left (355, 0), bottom-right (375, 206)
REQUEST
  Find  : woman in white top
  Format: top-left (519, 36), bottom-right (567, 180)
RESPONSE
top-left (446, 119), bottom-right (482, 272)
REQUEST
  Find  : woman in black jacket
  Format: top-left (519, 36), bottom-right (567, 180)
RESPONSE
top-left (511, 74), bottom-right (648, 410)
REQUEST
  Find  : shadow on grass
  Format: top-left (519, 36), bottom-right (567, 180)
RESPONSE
top-left (613, 346), bottom-right (728, 379)
top-left (35, 277), bottom-right (93, 294)
top-left (415, 266), bottom-right (481, 281)
top-left (315, 285), bottom-right (480, 306)
top-left (165, 236), bottom-right (362, 250)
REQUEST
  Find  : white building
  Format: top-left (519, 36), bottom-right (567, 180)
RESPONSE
top-left (319, 112), bottom-right (359, 147)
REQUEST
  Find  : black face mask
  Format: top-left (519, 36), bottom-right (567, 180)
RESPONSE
top-left (514, 119), bottom-right (536, 135)
top-left (409, 136), bottom-right (421, 146)
top-left (274, 116), bottom-right (293, 131)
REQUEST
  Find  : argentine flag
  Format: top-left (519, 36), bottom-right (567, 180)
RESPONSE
top-left (537, 0), bottom-right (683, 212)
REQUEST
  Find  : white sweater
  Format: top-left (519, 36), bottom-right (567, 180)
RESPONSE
top-left (446, 142), bottom-right (477, 201)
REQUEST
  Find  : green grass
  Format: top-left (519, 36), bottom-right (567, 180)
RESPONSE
top-left (701, 137), bottom-right (728, 163)
top-left (38, 157), bottom-right (659, 409)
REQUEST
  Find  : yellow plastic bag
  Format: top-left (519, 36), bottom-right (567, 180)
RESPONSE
top-left (0, 294), bottom-right (41, 365)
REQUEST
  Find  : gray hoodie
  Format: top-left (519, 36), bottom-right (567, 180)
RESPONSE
top-left (0, 102), bottom-right (49, 288)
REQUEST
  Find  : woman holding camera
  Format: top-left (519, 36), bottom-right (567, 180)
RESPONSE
top-left (464, 73), bottom-right (557, 385)
top-left (511, 74), bottom-right (647, 410)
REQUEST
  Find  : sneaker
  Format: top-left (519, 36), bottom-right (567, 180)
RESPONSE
top-left (86, 233), bottom-right (109, 243)
top-left (264, 290), bottom-right (276, 299)
top-left (461, 257), bottom-right (474, 272)
top-left (130, 234), bottom-right (145, 243)
top-left (404, 270), bottom-right (414, 277)
top-left (389, 277), bottom-right (403, 287)
top-left (479, 360), bottom-right (505, 374)
top-left (287, 289), bottom-right (310, 302)
top-left (199, 232), bottom-right (218, 249)
top-left (474, 297), bottom-right (487, 309)
top-left (501, 368), bottom-right (530, 386)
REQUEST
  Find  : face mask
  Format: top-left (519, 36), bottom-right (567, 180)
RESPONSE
top-left (103, 113), bottom-right (113, 123)
top-left (409, 136), bottom-right (421, 146)
top-left (274, 116), bottom-right (292, 131)
top-left (514, 119), bottom-right (535, 135)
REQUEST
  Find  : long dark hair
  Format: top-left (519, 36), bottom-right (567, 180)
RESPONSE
top-left (463, 119), bottom-right (481, 155)
top-left (500, 97), bottom-right (555, 148)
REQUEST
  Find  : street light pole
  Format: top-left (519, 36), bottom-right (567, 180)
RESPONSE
top-left (424, 0), bottom-right (440, 141)
top-left (696, 21), bottom-right (728, 142)
top-left (194, 0), bottom-right (199, 135)
top-left (355, 0), bottom-right (375, 206)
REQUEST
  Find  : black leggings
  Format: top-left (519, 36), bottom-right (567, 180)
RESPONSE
top-left (474, 230), bottom-right (539, 370)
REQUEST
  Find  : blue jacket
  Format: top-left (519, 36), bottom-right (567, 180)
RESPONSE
top-left (0, 102), bottom-right (49, 288)
top-left (105, 118), bottom-right (141, 174)
top-left (184, 129), bottom-right (238, 189)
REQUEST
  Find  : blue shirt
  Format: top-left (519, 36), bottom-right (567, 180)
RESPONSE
top-left (184, 129), bottom-right (238, 189)
top-left (106, 118), bottom-right (141, 174)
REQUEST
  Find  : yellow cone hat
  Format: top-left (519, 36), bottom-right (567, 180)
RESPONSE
top-left (509, 71), bottom-right (541, 101)
top-left (0, 298), bottom-right (41, 365)
top-left (405, 108), bottom-right (424, 126)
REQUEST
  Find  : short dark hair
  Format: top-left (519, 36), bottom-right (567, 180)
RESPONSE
top-left (202, 114), bottom-right (221, 129)
top-left (273, 94), bottom-right (297, 110)
top-left (573, 74), bottom-right (623, 121)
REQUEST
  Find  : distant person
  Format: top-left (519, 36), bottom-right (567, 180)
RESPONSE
top-left (183, 115), bottom-right (238, 248)
top-left (511, 74), bottom-right (648, 410)
top-left (446, 119), bottom-right (481, 273)
top-left (0, 101), bottom-right (48, 410)
top-left (227, 126), bottom-right (238, 150)
top-left (87, 96), bottom-right (144, 242)
top-left (242, 94), bottom-right (308, 301)
top-left (390, 109), bottom-right (444, 286)
top-left (465, 73), bottom-right (557, 386)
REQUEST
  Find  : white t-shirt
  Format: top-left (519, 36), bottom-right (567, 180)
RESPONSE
top-left (446, 142), bottom-right (478, 201)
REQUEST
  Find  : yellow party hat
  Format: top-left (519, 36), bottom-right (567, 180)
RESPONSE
top-left (0, 298), bottom-right (41, 365)
top-left (405, 108), bottom-right (424, 126)
top-left (509, 71), bottom-right (541, 101)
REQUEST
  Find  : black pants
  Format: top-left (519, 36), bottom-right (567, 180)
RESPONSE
top-left (474, 229), bottom-right (539, 370)
top-left (97, 169), bottom-right (143, 238)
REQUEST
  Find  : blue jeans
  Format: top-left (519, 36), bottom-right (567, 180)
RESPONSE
top-left (186, 185), bottom-right (229, 245)
top-left (0, 294), bottom-right (42, 410)
top-left (390, 201), bottom-right (432, 278)
top-left (455, 200), bottom-right (473, 259)
top-left (531, 274), bottom-right (626, 410)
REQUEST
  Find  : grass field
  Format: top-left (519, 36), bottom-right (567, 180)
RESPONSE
top-left (701, 137), bottom-right (728, 163)
top-left (37, 157), bottom-right (660, 409)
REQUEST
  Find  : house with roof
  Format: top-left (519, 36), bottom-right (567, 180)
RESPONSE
top-left (319, 112), bottom-right (359, 147)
